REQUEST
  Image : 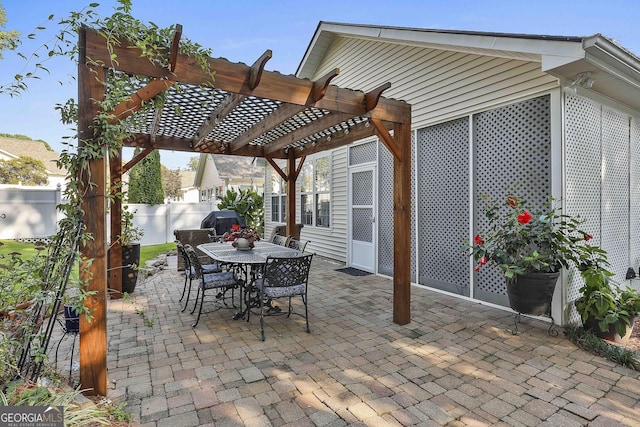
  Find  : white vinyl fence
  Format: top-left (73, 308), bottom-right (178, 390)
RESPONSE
top-left (0, 186), bottom-right (217, 244)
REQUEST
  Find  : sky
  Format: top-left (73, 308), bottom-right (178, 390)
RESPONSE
top-left (1, 0), bottom-right (639, 169)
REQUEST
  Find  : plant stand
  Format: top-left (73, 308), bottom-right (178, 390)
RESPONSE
top-left (54, 306), bottom-right (80, 385)
top-left (511, 312), bottom-right (559, 336)
top-left (507, 271), bottom-right (560, 336)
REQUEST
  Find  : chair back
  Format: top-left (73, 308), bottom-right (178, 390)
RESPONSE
top-left (176, 241), bottom-right (191, 272)
top-left (262, 254), bottom-right (313, 290)
top-left (184, 244), bottom-right (204, 279)
top-left (271, 234), bottom-right (291, 246)
top-left (287, 238), bottom-right (309, 252)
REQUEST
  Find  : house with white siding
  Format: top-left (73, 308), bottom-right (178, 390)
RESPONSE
top-left (195, 153), bottom-right (265, 202)
top-left (263, 22), bottom-right (640, 326)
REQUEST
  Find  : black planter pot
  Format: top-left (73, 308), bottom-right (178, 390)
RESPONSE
top-left (64, 304), bottom-right (80, 333)
top-left (506, 271), bottom-right (560, 316)
top-left (108, 243), bottom-right (141, 294)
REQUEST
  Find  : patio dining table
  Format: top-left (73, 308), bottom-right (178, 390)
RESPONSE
top-left (198, 240), bottom-right (302, 320)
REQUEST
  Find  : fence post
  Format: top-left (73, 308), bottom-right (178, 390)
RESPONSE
top-left (166, 199), bottom-right (173, 244)
top-left (55, 183), bottom-right (63, 231)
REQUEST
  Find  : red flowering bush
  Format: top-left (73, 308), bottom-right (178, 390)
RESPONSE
top-left (466, 194), bottom-right (598, 279)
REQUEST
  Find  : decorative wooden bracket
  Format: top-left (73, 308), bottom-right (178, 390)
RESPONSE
top-left (371, 118), bottom-right (402, 161)
top-left (249, 50), bottom-right (272, 90)
top-left (169, 24), bottom-right (182, 72)
top-left (364, 82), bottom-right (391, 112)
top-left (294, 156), bottom-right (306, 181)
top-left (122, 147), bottom-right (154, 174)
top-left (266, 157), bottom-right (288, 182)
top-left (310, 68), bottom-right (340, 103)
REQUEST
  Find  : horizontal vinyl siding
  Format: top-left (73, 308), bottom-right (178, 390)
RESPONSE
top-left (264, 150), bottom-right (349, 263)
top-left (300, 148), bottom-right (348, 262)
top-left (312, 36), bottom-right (559, 129)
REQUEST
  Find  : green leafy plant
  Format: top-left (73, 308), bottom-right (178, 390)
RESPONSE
top-left (217, 188), bottom-right (264, 236)
top-left (465, 192), bottom-right (597, 279)
top-left (575, 263), bottom-right (640, 337)
top-left (117, 205), bottom-right (144, 246)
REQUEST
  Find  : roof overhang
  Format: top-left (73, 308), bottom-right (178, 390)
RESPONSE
top-left (298, 22), bottom-right (640, 113)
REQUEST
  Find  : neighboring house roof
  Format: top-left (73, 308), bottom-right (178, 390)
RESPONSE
top-left (298, 22), bottom-right (640, 112)
top-left (212, 155), bottom-right (264, 180)
top-left (0, 136), bottom-right (65, 175)
top-left (194, 153), bottom-right (264, 188)
top-left (179, 170), bottom-right (197, 189)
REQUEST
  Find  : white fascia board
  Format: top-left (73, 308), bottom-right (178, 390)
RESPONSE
top-left (582, 35), bottom-right (640, 89)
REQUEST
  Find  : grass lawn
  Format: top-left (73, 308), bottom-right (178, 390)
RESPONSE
top-left (0, 240), bottom-right (176, 265)
top-left (140, 243), bottom-right (175, 265)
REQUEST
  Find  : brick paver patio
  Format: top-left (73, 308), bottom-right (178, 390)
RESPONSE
top-left (54, 255), bottom-right (640, 426)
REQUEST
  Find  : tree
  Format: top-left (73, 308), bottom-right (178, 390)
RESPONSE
top-left (0, 156), bottom-right (48, 185)
top-left (127, 148), bottom-right (164, 204)
top-left (187, 156), bottom-right (199, 171)
top-left (161, 165), bottom-right (183, 200)
top-left (0, 2), bottom-right (20, 59)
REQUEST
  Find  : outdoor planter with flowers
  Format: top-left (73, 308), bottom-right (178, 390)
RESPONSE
top-left (465, 192), bottom-right (595, 317)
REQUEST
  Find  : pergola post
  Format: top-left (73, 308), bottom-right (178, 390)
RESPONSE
top-left (78, 27), bottom-right (108, 396)
top-left (286, 151), bottom-right (297, 239)
top-left (393, 123), bottom-right (412, 325)
top-left (109, 147), bottom-right (123, 299)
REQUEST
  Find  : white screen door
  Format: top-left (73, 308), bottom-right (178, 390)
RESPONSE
top-left (349, 166), bottom-right (376, 272)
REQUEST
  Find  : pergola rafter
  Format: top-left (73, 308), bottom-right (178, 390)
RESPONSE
top-left (77, 25), bottom-right (411, 396)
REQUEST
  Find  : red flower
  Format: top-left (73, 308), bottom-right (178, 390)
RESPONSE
top-left (231, 224), bottom-right (241, 232)
top-left (517, 211), bottom-right (532, 224)
top-left (479, 256), bottom-right (487, 265)
top-left (474, 266), bottom-right (480, 272)
top-left (506, 196), bottom-right (518, 207)
top-left (474, 234), bottom-right (484, 245)
top-left (584, 234), bottom-right (593, 241)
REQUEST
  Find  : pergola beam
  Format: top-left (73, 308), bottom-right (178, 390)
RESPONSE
top-left (193, 93), bottom-right (246, 147)
top-left (84, 27), bottom-right (410, 124)
top-left (262, 112), bottom-right (354, 156)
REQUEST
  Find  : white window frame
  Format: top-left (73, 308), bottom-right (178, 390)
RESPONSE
top-left (270, 173), bottom-right (286, 223)
top-left (300, 154), bottom-right (331, 228)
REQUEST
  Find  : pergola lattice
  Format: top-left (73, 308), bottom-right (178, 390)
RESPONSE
top-left (77, 25), bottom-right (411, 395)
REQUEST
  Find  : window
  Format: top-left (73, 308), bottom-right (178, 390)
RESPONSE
top-left (271, 171), bottom-right (286, 222)
top-left (300, 155), bottom-right (331, 228)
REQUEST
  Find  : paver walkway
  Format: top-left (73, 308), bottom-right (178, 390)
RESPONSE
top-left (55, 255), bottom-right (640, 426)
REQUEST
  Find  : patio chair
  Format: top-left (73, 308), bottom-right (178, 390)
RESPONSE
top-left (287, 238), bottom-right (309, 252)
top-left (252, 253), bottom-right (314, 340)
top-left (176, 241), bottom-right (223, 312)
top-left (271, 234), bottom-right (291, 246)
top-left (184, 244), bottom-right (240, 327)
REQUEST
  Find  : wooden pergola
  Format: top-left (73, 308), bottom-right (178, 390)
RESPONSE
top-left (77, 25), bottom-right (411, 395)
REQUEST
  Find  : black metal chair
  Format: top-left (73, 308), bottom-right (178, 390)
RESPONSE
top-left (252, 253), bottom-right (314, 340)
top-left (287, 238), bottom-right (309, 252)
top-left (184, 244), bottom-right (240, 327)
top-left (176, 241), bottom-right (222, 312)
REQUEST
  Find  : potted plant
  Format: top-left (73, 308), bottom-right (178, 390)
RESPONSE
top-left (109, 206), bottom-right (145, 294)
top-left (465, 192), bottom-right (597, 316)
top-left (575, 263), bottom-right (640, 342)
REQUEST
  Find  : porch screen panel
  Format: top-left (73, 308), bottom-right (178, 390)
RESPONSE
top-left (565, 94), bottom-right (601, 324)
top-left (349, 141), bottom-right (377, 166)
top-left (473, 95), bottom-right (551, 306)
top-left (601, 107), bottom-right (630, 280)
top-left (417, 117), bottom-right (470, 295)
top-left (378, 143), bottom-right (394, 276)
top-left (378, 136), bottom-right (417, 282)
top-left (631, 117), bottom-right (640, 270)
